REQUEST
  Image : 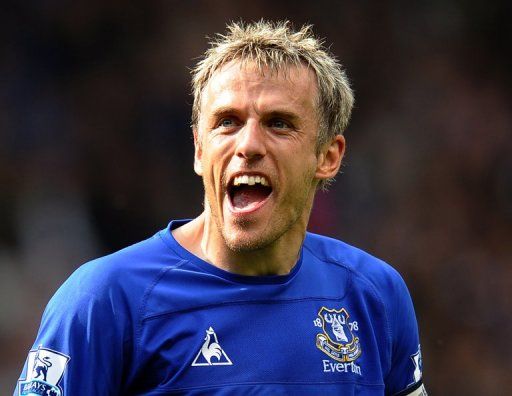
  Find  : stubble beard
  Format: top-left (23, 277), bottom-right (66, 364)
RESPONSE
top-left (221, 216), bottom-right (288, 253)
top-left (214, 193), bottom-right (311, 254)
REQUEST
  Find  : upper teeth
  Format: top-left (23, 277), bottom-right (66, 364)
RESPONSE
top-left (233, 175), bottom-right (269, 187)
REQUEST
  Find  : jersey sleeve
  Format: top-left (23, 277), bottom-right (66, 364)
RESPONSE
top-left (13, 260), bottom-right (133, 396)
top-left (384, 271), bottom-right (426, 396)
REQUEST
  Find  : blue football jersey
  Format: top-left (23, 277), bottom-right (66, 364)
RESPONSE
top-left (15, 219), bottom-right (425, 395)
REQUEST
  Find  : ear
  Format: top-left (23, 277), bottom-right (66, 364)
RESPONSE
top-left (193, 129), bottom-right (203, 176)
top-left (315, 134), bottom-right (345, 180)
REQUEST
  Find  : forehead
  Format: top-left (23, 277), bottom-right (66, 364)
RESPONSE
top-left (200, 61), bottom-right (319, 114)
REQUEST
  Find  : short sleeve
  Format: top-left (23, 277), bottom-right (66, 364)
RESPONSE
top-left (13, 262), bottom-right (132, 396)
top-left (384, 273), bottom-right (426, 396)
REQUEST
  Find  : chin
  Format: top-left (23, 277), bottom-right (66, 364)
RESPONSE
top-left (221, 212), bottom-right (300, 253)
top-left (223, 233), bottom-right (267, 252)
top-left (222, 226), bottom-right (275, 252)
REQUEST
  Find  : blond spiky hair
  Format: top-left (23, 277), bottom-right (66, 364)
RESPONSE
top-left (191, 20), bottom-right (354, 149)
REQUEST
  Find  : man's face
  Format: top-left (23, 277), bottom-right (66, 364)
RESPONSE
top-left (194, 61), bottom-right (339, 252)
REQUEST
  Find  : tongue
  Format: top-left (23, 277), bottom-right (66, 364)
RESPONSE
top-left (232, 185), bottom-right (269, 210)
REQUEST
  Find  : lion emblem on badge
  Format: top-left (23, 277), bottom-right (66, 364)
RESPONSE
top-left (32, 352), bottom-right (53, 382)
top-left (315, 307), bottom-right (361, 362)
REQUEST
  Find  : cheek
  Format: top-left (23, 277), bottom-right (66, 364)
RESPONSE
top-left (292, 150), bottom-right (318, 178)
top-left (281, 155), bottom-right (317, 199)
top-left (203, 160), bottom-right (219, 192)
top-left (201, 144), bottom-right (230, 192)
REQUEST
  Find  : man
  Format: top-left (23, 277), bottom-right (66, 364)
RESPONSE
top-left (15, 21), bottom-right (426, 395)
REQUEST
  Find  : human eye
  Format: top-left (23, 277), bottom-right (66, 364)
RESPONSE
top-left (268, 118), bottom-right (291, 130)
top-left (217, 117), bottom-right (238, 129)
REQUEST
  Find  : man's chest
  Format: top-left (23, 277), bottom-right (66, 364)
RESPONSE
top-left (128, 296), bottom-right (389, 395)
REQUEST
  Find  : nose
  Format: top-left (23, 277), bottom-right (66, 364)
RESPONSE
top-left (234, 120), bottom-right (267, 161)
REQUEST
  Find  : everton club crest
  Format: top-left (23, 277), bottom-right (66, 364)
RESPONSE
top-left (314, 307), bottom-right (362, 363)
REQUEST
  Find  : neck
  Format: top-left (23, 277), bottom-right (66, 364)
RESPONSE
top-left (172, 210), bottom-right (311, 276)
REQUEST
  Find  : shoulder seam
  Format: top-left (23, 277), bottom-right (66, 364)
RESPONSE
top-left (303, 243), bottom-right (352, 301)
top-left (134, 259), bottom-right (189, 363)
top-left (350, 268), bottom-right (393, 372)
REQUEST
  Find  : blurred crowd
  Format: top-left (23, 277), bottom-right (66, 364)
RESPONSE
top-left (1, 1), bottom-right (511, 394)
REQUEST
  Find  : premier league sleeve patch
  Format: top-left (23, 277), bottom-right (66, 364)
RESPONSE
top-left (410, 345), bottom-right (423, 384)
top-left (18, 345), bottom-right (70, 396)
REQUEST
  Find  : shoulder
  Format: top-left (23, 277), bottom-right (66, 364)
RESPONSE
top-left (304, 232), bottom-right (420, 345)
top-left (304, 232), bottom-right (411, 304)
top-left (47, 229), bottom-right (185, 319)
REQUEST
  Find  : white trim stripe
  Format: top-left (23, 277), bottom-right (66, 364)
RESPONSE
top-left (405, 384), bottom-right (427, 396)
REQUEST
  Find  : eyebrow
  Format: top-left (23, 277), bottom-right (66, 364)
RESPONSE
top-left (210, 106), bottom-right (301, 123)
top-left (210, 106), bottom-right (239, 119)
top-left (264, 110), bottom-right (301, 123)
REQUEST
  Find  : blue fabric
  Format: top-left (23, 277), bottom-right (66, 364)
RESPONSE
top-left (14, 219), bottom-right (422, 395)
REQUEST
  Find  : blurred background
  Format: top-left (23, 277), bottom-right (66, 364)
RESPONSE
top-left (1, 1), bottom-right (511, 394)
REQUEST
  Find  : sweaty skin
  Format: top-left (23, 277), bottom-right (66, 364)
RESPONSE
top-left (173, 61), bottom-right (345, 276)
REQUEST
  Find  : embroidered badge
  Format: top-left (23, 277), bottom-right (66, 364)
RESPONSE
top-left (18, 345), bottom-right (70, 396)
top-left (314, 307), bottom-right (362, 363)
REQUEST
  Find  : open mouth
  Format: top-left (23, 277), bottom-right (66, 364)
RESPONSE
top-left (227, 174), bottom-right (273, 212)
